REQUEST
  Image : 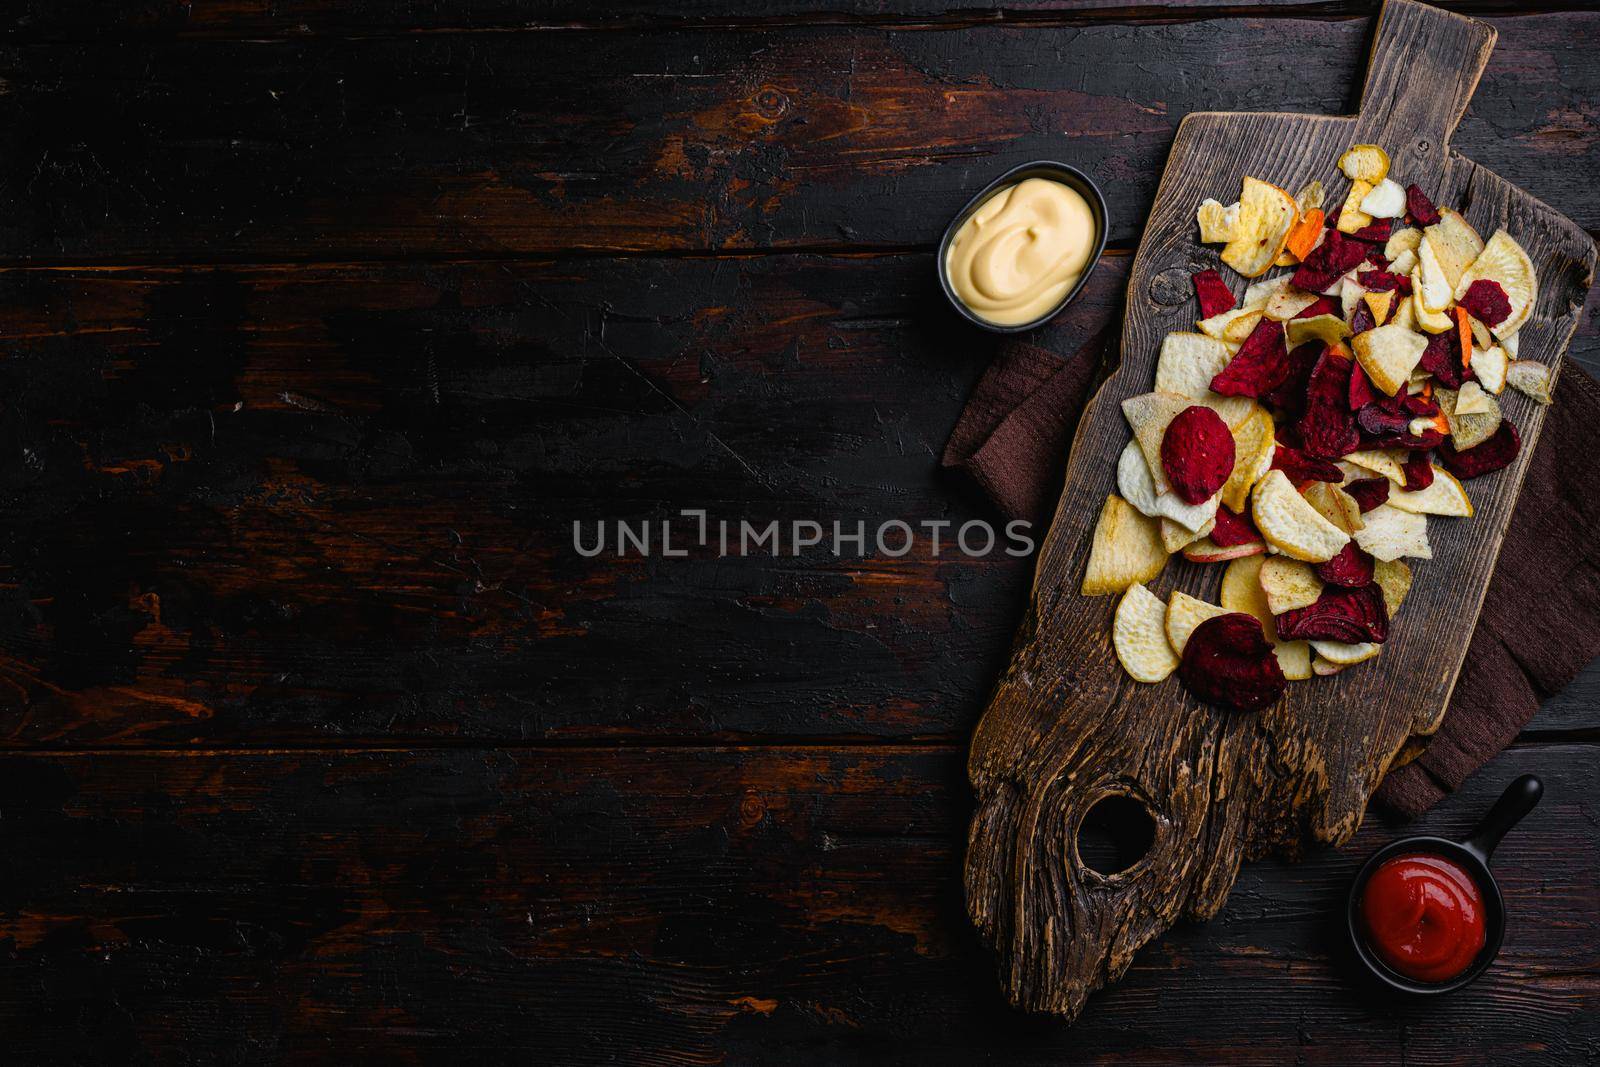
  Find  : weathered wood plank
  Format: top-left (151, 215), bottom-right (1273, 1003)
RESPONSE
top-left (1, 14), bottom-right (1597, 262)
top-left (0, 253), bottom-right (1594, 746)
top-left (0, 742), bottom-right (1593, 1064)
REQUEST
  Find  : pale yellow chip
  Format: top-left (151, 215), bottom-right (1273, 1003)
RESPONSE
top-left (1352, 504), bottom-right (1432, 562)
top-left (1387, 466), bottom-right (1473, 517)
top-left (1222, 404), bottom-right (1275, 513)
top-left (1121, 391), bottom-right (1192, 496)
top-left (1374, 558), bottom-right (1412, 616)
top-left (1198, 198), bottom-right (1240, 244)
top-left (1344, 448), bottom-right (1407, 485)
top-left (1363, 290), bottom-right (1395, 326)
top-left (1259, 555), bottom-right (1325, 615)
top-left (1360, 178), bottom-right (1406, 219)
top-left (1181, 537), bottom-right (1265, 563)
top-left (1295, 180), bottom-right (1325, 214)
top-left (1310, 639), bottom-right (1381, 666)
top-left (1506, 359), bottom-right (1553, 405)
top-left (1352, 324), bottom-right (1428, 397)
top-left (1339, 144), bottom-right (1390, 183)
top-left (1264, 286), bottom-right (1321, 322)
top-left (1164, 590), bottom-right (1231, 656)
top-left (1118, 440), bottom-right (1220, 532)
top-left (1221, 177), bottom-right (1298, 278)
top-left (1391, 294), bottom-right (1418, 332)
top-left (1303, 481), bottom-right (1365, 534)
top-left (1252, 469), bottom-right (1350, 563)
top-left (1161, 516), bottom-right (1215, 554)
top-left (1384, 227), bottom-right (1422, 261)
top-left (1083, 493), bottom-right (1170, 596)
top-left (1285, 313), bottom-right (1351, 349)
top-left (1473, 344), bottom-right (1508, 394)
top-left (1455, 229), bottom-right (1537, 339)
top-left (1453, 380), bottom-right (1494, 416)
top-left (1410, 280), bottom-right (1454, 333)
top-left (1312, 654), bottom-right (1347, 676)
top-left (1389, 248), bottom-right (1418, 278)
top-left (1467, 314), bottom-right (1495, 351)
top-left (1196, 304), bottom-right (1259, 341)
top-left (1152, 333), bottom-right (1255, 428)
top-left (1425, 209), bottom-right (1485, 290)
top-left (1415, 235), bottom-right (1454, 313)
top-left (1336, 179), bottom-right (1375, 234)
top-left (1222, 311), bottom-right (1265, 345)
top-left (1114, 583), bottom-right (1180, 683)
top-left (1437, 385), bottom-right (1502, 452)
top-left (1221, 554), bottom-right (1312, 680)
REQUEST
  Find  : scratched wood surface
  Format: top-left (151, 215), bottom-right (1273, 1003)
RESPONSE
top-left (0, 2), bottom-right (1598, 1063)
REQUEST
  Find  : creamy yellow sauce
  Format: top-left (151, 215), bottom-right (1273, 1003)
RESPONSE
top-left (945, 177), bottom-right (1096, 326)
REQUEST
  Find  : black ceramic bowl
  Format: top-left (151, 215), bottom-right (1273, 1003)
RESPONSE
top-left (1346, 774), bottom-right (1542, 995)
top-left (936, 161), bottom-right (1109, 334)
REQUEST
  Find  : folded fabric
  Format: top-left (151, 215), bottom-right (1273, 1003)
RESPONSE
top-left (944, 315), bottom-right (1600, 818)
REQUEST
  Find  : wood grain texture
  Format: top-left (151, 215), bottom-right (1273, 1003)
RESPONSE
top-left (965, 0), bottom-right (1597, 1019)
top-left (2, 14), bottom-right (1599, 262)
top-left (0, 742), bottom-right (1594, 1065)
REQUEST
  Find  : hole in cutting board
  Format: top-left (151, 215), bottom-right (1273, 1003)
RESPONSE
top-left (1077, 795), bottom-right (1156, 876)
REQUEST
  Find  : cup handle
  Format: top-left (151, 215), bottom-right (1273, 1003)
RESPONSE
top-left (1462, 774), bottom-right (1543, 864)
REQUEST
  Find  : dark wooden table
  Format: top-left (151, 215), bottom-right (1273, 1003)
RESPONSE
top-left (1, 2), bottom-right (1597, 1063)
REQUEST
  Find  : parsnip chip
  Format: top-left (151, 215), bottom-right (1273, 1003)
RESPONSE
top-left (1388, 248), bottom-right (1418, 277)
top-left (1115, 583), bottom-right (1180, 683)
top-left (1360, 178), bottom-right (1406, 219)
top-left (1410, 278), bottom-right (1454, 333)
top-left (1118, 440), bottom-right (1221, 531)
top-left (1224, 311), bottom-right (1265, 345)
top-left (1468, 314), bottom-right (1494, 351)
top-left (1363, 290), bottom-right (1395, 326)
top-left (1198, 198), bottom-right (1240, 244)
top-left (1336, 179), bottom-right (1375, 234)
top-left (1506, 359), bottom-right (1553, 404)
top-left (1295, 180), bottom-right (1326, 213)
top-left (1310, 639), bottom-right (1381, 666)
top-left (1182, 537), bottom-right (1265, 563)
top-left (1259, 556), bottom-right (1324, 615)
top-left (1387, 466), bottom-right (1473, 517)
top-left (1222, 405), bottom-right (1276, 513)
top-left (1352, 324), bottom-right (1428, 396)
top-left (1264, 286), bottom-right (1321, 322)
top-left (1373, 558), bottom-right (1412, 616)
top-left (1153, 333), bottom-right (1255, 428)
top-left (1221, 554), bottom-right (1312, 680)
top-left (1339, 144), bottom-right (1390, 183)
top-left (1221, 177), bottom-right (1299, 278)
top-left (1437, 385), bottom-right (1502, 451)
top-left (1312, 654), bottom-right (1347, 676)
top-left (1502, 332), bottom-right (1519, 358)
top-left (1473, 344), bottom-right (1508, 394)
top-left (1164, 590), bottom-right (1231, 656)
top-left (1252, 469), bottom-right (1350, 562)
top-left (1391, 294), bottom-right (1418, 332)
top-left (1384, 227), bottom-right (1422, 261)
top-left (1083, 493), bottom-right (1170, 596)
top-left (1340, 276), bottom-right (1366, 322)
top-left (1453, 380), bottom-right (1493, 416)
top-left (1415, 235), bottom-right (1453, 313)
top-left (1197, 305), bottom-right (1258, 340)
top-left (1303, 481), bottom-right (1365, 534)
top-left (1122, 391), bottom-right (1193, 495)
top-left (1163, 516), bottom-right (1217, 553)
top-left (1425, 208), bottom-right (1484, 290)
top-left (1286, 313), bottom-right (1351, 349)
top-left (1345, 448), bottom-right (1407, 485)
top-left (1352, 503), bottom-right (1432, 561)
top-left (1455, 229), bottom-right (1537, 339)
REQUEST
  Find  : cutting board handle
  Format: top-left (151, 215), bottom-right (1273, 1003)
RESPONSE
top-left (1356, 0), bottom-right (1496, 169)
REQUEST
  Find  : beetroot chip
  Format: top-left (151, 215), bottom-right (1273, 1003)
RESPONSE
top-left (1357, 403), bottom-right (1411, 439)
top-left (1298, 351), bottom-right (1361, 459)
top-left (1291, 231), bottom-right (1369, 292)
top-left (1271, 443), bottom-right (1343, 487)
top-left (1418, 330), bottom-right (1473, 389)
top-left (1348, 363), bottom-right (1379, 411)
top-left (1294, 296), bottom-right (1342, 321)
top-left (1211, 318), bottom-right (1290, 398)
top-left (1402, 450), bottom-right (1435, 492)
top-left (1405, 184), bottom-right (1441, 226)
top-left (1344, 477), bottom-right (1390, 513)
top-left (1261, 341), bottom-right (1324, 414)
top-left (1439, 419), bottom-right (1521, 480)
top-left (1401, 391), bottom-right (1439, 417)
top-left (1192, 268), bottom-right (1236, 319)
top-left (1458, 279), bottom-right (1512, 328)
top-left (1161, 405), bottom-right (1236, 505)
top-left (1275, 584), bottom-right (1389, 644)
top-left (1178, 613), bottom-right (1287, 713)
top-left (1349, 301), bottom-right (1376, 336)
top-left (1357, 268), bottom-right (1406, 293)
top-left (1209, 505), bottom-right (1260, 547)
top-left (1347, 218), bottom-right (1393, 244)
top-left (1315, 541), bottom-right (1376, 588)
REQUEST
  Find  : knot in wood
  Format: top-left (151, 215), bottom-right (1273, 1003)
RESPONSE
top-left (1147, 266), bottom-right (1193, 308)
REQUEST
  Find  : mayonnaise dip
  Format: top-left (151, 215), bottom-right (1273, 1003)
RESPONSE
top-left (945, 177), bottom-right (1097, 326)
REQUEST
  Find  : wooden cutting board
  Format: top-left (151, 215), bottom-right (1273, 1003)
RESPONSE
top-left (964, 0), bottom-right (1596, 1020)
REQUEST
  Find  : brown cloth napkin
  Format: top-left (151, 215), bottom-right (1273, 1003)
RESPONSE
top-left (944, 316), bottom-right (1600, 819)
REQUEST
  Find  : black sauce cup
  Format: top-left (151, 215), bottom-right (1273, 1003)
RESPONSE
top-left (1346, 774), bottom-right (1543, 994)
top-left (936, 161), bottom-right (1109, 334)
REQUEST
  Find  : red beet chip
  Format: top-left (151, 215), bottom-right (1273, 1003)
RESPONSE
top-left (1418, 330), bottom-right (1473, 389)
top-left (1458, 279), bottom-right (1512, 328)
top-left (1298, 350), bottom-right (1361, 459)
top-left (1178, 613), bottom-right (1287, 713)
top-left (1401, 391), bottom-right (1439, 417)
top-left (1261, 341), bottom-right (1325, 415)
top-left (1271, 442), bottom-right (1343, 487)
top-left (1348, 363), bottom-right (1378, 411)
top-left (1315, 541), bottom-right (1376, 588)
top-left (1438, 419), bottom-right (1521, 480)
top-left (1346, 218), bottom-right (1393, 244)
top-left (1290, 231), bottom-right (1369, 292)
top-left (1357, 403), bottom-right (1410, 438)
top-left (1368, 428), bottom-right (1446, 452)
top-left (1405, 184), bottom-right (1441, 226)
top-left (1210, 318), bottom-right (1290, 398)
top-left (1293, 295), bottom-right (1342, 320)
top-left (1349, 301), bottom-right (1376, 336)
top-left (1192, 268), bottom-right (1236, 319)
top-left (1209, 505), bottom-right (1260, 548)
top-left (1275, 584), bottom-right (1389, 644)
top-left (1344, 477), bottom-right (1390, 513)
top-left (1161, 405), bottom-right (1236, 505)
top-left (1357, 268), bottom-right (1405, 293)
top-left (1402, 450), bottom-right (1435, 492)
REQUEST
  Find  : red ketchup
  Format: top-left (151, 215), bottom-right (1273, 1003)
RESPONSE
top-left (1360, 853), bottom-right (1486, 983)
